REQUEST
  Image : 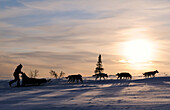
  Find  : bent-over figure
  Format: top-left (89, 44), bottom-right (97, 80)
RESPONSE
top-left (116, 72), bottom-right (132, 80)
top-left (93, 73), bottom-right (108, 80)
top-left (66, 74), bottom-right (83, 83)
top-left (21, 73), bottom-right (50, 86)
top-left (9, 64), bottom-right (24, 87)
top-left (143, 70), bottom-right (159, 78)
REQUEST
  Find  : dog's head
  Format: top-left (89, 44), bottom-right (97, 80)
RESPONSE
top-left (92, 74), bottom-right (96, 77)
top-left (156, 70), bottom-right (159, 73)
top-left (116, 73), bottom-right (120, 76)
top-left (65, 75), bottom-right (71, 79)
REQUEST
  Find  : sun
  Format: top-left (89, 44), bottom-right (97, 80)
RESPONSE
top-left (123, 39), bottom-right (153, 63)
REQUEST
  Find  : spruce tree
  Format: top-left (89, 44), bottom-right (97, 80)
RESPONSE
top-left (94, 54), bottom-right (104, 74)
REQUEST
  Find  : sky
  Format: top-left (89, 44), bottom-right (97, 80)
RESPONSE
top-left (0, 0), bottom-right (170, 79)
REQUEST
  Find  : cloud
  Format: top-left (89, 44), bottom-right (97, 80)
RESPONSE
top-left (0, 51), bottom-right (99, 77)
top-left (0, 6), bottom-right (34, 19)
top-left (1, 0), bottom-right (170, 79)
top-left (20, 0), bottom-right (170, 12)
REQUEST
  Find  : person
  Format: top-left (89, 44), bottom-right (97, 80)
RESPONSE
top-left (9, 64), bottom-right (24, 87)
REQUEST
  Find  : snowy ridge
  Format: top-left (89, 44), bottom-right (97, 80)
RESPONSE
top-left (0, 77), bottom-right (170, 110)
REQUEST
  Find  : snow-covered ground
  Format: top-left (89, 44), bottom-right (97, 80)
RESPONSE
top-left (0, 76), bottom-right (170, 110)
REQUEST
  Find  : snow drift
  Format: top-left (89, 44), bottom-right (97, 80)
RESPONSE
top-left (0, 76), bottom-right (170, 110)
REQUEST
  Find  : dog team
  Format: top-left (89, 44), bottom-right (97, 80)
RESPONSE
top-left (9, 64), bottom-right (159, 87)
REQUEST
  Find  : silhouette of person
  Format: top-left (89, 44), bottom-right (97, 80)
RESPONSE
top-left (9, 64), bottom-right (24, 87)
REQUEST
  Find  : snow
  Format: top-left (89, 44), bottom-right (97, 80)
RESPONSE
top-left (0, 76), bottom-right (170, 110)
